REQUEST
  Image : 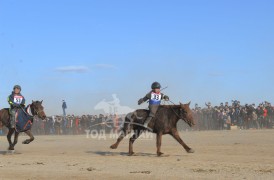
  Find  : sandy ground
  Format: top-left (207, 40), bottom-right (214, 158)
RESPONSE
top-left (0, 129), bottom-right (274, 180)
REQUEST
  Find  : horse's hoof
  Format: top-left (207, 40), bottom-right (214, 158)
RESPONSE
top-left (7, 150), bottom-right (15, 154)
top-left (110, 144), bottom-right (117, 149)
top-left (22, 141), bottom-right (29, 144)
top-left (157, 152), bottom-right (164, 157)
top-left (8, 147), bottom-right (14, 151)
top-left (187, 149), bottom-right (195, 153)
top-left (128, 152), bottom-right (135, 156)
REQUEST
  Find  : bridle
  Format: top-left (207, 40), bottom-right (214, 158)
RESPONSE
top-left (166, 100), bottom-right (193, 126)
top-left (31, 104), bottom-right (45, 118)
top-left (166, 100), bottom-right (186, 119)
top-left (21, 103), bottom-right (44, 118)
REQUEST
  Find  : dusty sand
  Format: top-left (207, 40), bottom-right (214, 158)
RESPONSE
top-left (0, 129), bottom-right (274, 180)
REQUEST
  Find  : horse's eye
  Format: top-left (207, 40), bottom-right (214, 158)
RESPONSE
top-left (180, 110), bottom-right (186, 114)
top-left (38, 106), bottom-right (44, 110)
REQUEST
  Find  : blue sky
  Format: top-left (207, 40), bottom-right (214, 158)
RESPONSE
top-left (0, 0), bottom-right (274, 115)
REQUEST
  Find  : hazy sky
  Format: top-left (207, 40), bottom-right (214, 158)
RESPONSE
top-left (1, 0), bottom-right (274, 115)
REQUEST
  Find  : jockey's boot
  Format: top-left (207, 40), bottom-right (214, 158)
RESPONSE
top-left (143, 116), bottom-right (153, 128)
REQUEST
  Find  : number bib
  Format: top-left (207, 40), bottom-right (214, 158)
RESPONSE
top-left (14, 95), bottom-right (23, 104)
top-left (149, 92), bottom-right (162, 105)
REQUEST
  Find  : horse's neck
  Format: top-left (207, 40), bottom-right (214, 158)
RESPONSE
top-left (165, 107), bottom-right (181, 124)
top-left (26, 105), bottom-right (31, 114)
top-left (26, 105), bottom-right (34, 116)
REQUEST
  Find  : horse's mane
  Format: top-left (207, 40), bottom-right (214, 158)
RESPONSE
top-left (136, 105), bottom-right (181, 113)
top-left (159, 105), bottom-right (181, 109)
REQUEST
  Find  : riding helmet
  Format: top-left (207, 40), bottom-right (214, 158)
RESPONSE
top-left (151, 82), bottom-right (161, 89)
top-left (13, 85), bottom-right (21, 90)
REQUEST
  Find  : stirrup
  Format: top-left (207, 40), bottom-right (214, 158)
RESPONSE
top-left (143, 123), bottom-right (148, 128)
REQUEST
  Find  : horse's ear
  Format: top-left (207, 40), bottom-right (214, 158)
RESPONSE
top-left (41, 100), bottom-right (43, 103)
top-left (188, 101), bottom-right (191, 105)
top-left (32, 100), bottom-right (34, 103)
top-left (179, 102), bottom-right (182, 105)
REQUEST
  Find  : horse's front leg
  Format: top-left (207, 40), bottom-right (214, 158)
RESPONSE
top-left (171, 129), bottom-right (194, 153)
top-left (156, 132), bottom-right (163, 156)
top-left (7, 128), bottom-right (15, 150)
top-left (22, 130), bottom-right (34, 144)
top-left (11, 131), bottom-right (20, 149)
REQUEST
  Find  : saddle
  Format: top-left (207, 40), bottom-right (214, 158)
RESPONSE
top-left (14, 108), bottom-right (33, 132)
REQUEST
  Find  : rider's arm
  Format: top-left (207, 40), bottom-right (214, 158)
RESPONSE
top-left (161, 93), bottom-right (169, 101)
top-left (7, 95), bottom-right (19, 108)
top-left (138, 93), bottom-right (151, 105)
top-left (21, 96), bottom-right (26, 106)
top-left (143, 93), bottom-right (151, 102)
top-left (7, 95), bottom-right (14, 106)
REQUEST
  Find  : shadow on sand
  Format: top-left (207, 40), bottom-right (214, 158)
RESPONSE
top-left (0, 150), bottom-right (21, 155)
top-left (86, 151), bottom-right (172, 157)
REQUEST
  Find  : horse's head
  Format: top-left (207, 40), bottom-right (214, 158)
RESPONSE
top-left (30, 100), bottom-right (46, 120)
top-left (179, 102), bottom-right (195, 127)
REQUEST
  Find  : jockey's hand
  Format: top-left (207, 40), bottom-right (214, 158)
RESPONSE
top-left (13, 103), bottom-right (20, 108)
top-left (138, 98), bottom-right (144, 105)
top-left (164, 96), bottom-right (169, 101)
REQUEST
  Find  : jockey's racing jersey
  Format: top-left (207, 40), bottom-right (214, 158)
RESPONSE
top-left (142, 91), bottom-right (168, 105)
top-left (7, 92), bottom-right (26, 108)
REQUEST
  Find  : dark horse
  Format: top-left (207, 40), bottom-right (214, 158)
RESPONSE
top-left (110, 102), bottom-right (195, 156)
top-left (0, 100), bottom-right (46, 150)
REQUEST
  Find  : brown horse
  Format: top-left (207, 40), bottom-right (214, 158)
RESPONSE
top-left (110, 102), bottom-right (195, 156)
top-left (0, 100), bottom-right (46, 150)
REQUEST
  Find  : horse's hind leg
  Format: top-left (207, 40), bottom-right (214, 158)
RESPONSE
top-left (7, 128), bottom-right (15, 150)
top-left (22, 130), bottom-right (34, 144)
top-left (171, 129), bottom-right (194, 153)
top-left (128, 129), bottom-right (142, 156)
top-left (110, 124), bottom-right (131, 149)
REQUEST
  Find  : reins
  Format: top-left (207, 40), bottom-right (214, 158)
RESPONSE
top-left (20, 104), bottom-right (43, 118)
top-left (165, 100), bottom-right (182, 119)
top-left (20, 105), bottom-right (34, 117)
